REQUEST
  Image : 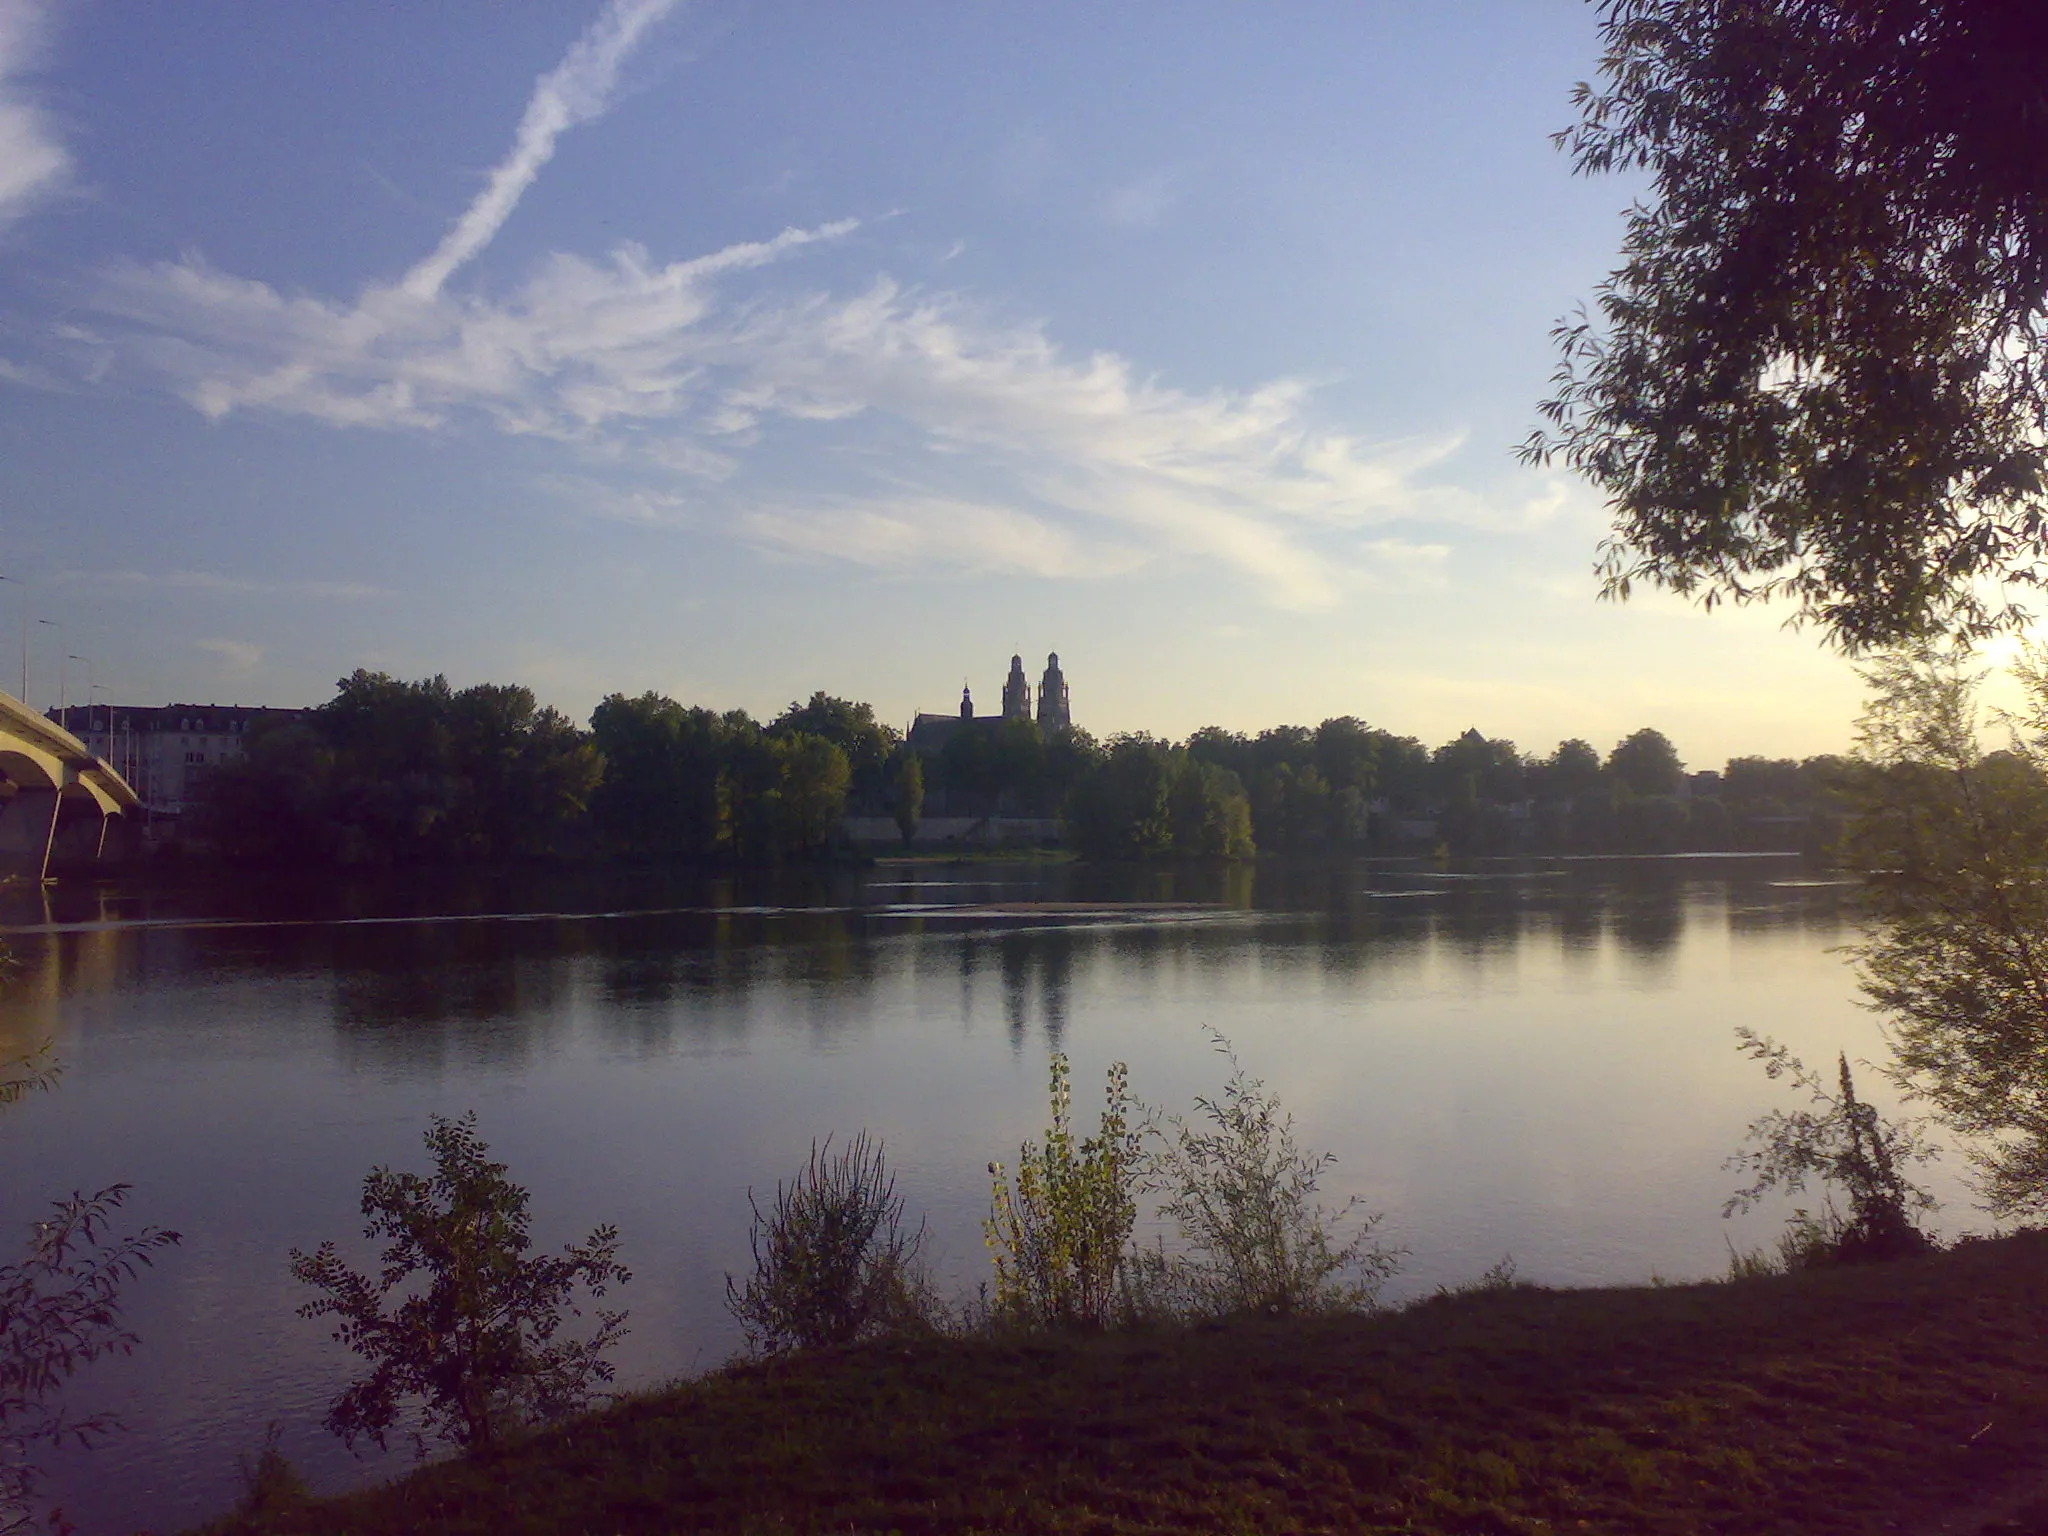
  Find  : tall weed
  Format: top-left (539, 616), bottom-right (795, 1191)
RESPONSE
top-left (985, 1057), bottom-right (1142, 1329)
top-left (726, 1133), bottom-right (933, 1353)
top-left (1143, 1036), bottom-right (1398, 1317)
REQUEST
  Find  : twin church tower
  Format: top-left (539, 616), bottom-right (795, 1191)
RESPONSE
top-left (994, 652), bottom-right (1071, 732)
top-left (910, 652), bottom-right (1071, 751)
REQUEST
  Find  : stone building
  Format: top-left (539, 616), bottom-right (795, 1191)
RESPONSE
top-left (908, 652), bottom-right (1073, 753)
top-left (50, 702), bottom-right (307, 816)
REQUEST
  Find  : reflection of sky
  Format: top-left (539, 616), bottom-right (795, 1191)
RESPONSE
top-left (0, 857), bottom-right (1936, 1530)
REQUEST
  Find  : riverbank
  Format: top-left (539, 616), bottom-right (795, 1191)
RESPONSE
top-left (196, 1231), bottom-right (2048, 1535)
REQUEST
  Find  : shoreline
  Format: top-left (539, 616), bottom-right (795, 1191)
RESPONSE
top-left (194, 1232), bottom-right (2048, 1535)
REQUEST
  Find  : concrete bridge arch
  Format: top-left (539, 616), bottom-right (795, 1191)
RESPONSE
top-left (0, 691), bottom-right (141, 883)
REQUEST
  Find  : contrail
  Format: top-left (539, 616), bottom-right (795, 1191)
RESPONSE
top-left (401, 0), bottom-right (680, 300)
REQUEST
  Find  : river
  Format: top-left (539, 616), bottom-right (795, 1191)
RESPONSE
top-left (0, 855), bottom-right (1964, 1532)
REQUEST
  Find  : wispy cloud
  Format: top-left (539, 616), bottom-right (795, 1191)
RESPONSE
top-left (1102, 172), bottom-right (1177, 230)
top-left (741, 496), bottom-right (1148, 580)
top-left (195, 637), bottom-right (264, 673)
top-left (542, 475), bottom-right (694, 526)
top-left (58, 0), bottom-right (1548, 609)
top-left (0, 0), bottom-right (69, 229)
top-left (57, 569), bottom-right (396, 601)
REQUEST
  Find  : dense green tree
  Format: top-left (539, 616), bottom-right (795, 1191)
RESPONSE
top-left (1250, 764), bottom-right (1336, 855)
top-left (189, 720), bottom-right (341, 863)
top-left (1367, 732), bottom-right (1433, 813)
top-left (1723, 756), bottom-right (1805, 808)
top-left (769, 694), bottom-right (899, 810)
top-left (1526, 0), bottom-right (2048, 647)
top-left (196, 671), bottom-right (598, 865)
top-left (1168, 762), bottom-right (1256, 859)
top-left (1568, 784), bottom-right (1621, 853)
top-left (1685, 795), bottom-right (1733, 852)
top-left (1184, 726), bottom-right (1251, 781)
top-left (443, 685), bottom-right (602, 859)
top-left (1065, 736), bottom-right (1175, 860)
top-left (1311, 717), bottom-right (1378, 798)
top-left (1433, 729), bottom-right (1525, 805)
top-left (776, 734), bottom-right (853, 856)
top-left (891, 752), bottom-right (924, 848)
top-left (1606, 728), bottom-right (1684, 798)
top-left (1616, 792), bottom-right (1690, 855)
top-left (1038, 726), bottom-right (1103, 815)
top-left (588, 693), bottom-right (738, 858)
top-left (1534, 738), bottom-right (1604, 802)
top-left (915, 717), bottom-right (1086, 816)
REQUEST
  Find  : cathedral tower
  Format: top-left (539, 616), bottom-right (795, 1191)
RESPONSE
top-left (1036, 652), bottom-right (1070, 732)
top-left (1001, 655), bottom-right (1033, 721)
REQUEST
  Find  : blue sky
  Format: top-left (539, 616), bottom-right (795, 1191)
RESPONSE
top-left (0, 0), bottom-right (1875, 766)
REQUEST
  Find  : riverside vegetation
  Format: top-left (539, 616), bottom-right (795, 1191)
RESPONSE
top-left (181, 1025), bottom-right (1958, 1534)
top-left (184, 667), bottom-right (1856, 869)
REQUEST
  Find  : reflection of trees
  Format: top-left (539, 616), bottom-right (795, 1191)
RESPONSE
top-left (1555, 883), bottom-right (1604, 963)
top-left (1609, 891), bottom-right (1683, 958)
top-left (331, 922), bottom-right (571, 1072)
top-left (1725, 880), bottom-right (1855, 939)
top-left (975, 926), bottom-right (1078, 1054)
top-left (0, 856), bottom-right (1865, 1081)
top-left (1434, 885), bottom-right (1530, 962)
top-left (999, 932), bottom-right (1032, 1051)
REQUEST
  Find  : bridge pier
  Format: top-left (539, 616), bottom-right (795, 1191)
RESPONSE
top-left (0, 787), bottom-right (60, 884)
top-left (100, 814), bottom-right (138, 867)
top-left (49, 798), bottom-right (111, 870)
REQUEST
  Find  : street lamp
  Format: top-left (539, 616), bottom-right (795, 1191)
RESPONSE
top-left (35, 619), bottom-right (60, 717)
top-left (0, 574), bottom-right (21, 701)
top-left (69, 657), bottom-right (92, 737)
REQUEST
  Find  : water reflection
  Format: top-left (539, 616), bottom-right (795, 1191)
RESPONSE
top-left (0, 857), bottom-right (1860, 1065)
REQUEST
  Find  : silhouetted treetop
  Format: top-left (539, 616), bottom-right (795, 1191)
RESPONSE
top-left (1606, 727), bottom-right (1685, 798)
top-left (1526, 0), bottom-right (2048, 648)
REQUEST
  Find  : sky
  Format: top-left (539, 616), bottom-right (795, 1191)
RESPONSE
top-left (0, 0), bottom-right (1885, 769)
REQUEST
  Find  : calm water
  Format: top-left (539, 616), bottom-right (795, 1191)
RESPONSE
top-left (0, 856), bottom-right (1969, 1532)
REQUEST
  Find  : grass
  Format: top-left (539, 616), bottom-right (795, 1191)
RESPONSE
top-left (191, 1230), bottom-right (2048, 1535)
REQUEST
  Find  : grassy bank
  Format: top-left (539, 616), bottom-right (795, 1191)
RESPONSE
top-left (197, 1233), bottom-right (2048, 1535)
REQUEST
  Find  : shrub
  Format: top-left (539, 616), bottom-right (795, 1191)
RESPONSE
top-left (725, 1133), bottom-right (933, 1354)
top-left (986, 1056), bottom-right (1142, 1329)
top-left (232, 1423), bottom-right (309, 1521)
top-left (291, 1114), bottom-right (629, 1454)
top-left (1725, 1030), bottom-right (1938, 1265)
top-left (2, 1038), bottom-right (179, 1536)
top-left (2, 1186), bottom-right (180, 1536)
top-left (1144, 1037), bottom-right (1398, 1317)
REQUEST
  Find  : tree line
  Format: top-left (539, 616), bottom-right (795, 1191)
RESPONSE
top-left (190, 668), bottom-right (1850, 865)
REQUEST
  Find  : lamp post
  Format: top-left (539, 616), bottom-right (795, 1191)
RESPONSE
top-left (35, 619), bottom-right (60, 717)
top-left (0, 574), bottom-right (21, 701)
top-left (69, 657), bottom-right (92, 738)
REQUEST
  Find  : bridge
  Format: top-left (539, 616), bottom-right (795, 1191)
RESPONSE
top-left (0, 689), bottom-right (143, 883)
